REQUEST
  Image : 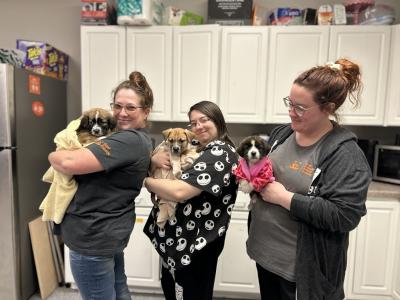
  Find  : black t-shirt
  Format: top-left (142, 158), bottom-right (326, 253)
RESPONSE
top-left (144, 140), bottom-right (238, 271)
top-left (61, 128), bottom-right (152, 256)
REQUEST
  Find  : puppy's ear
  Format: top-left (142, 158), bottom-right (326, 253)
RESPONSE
top-left (109, 115), bottom-right (117, 130)
top-left (236, 141), bottom-right (246, 157)
top-left (162, 128), bottom-right (172, 140)
top-left (184, 129), bottom-right (196, 141)
top-left (77, 115), bottom-right (90, 131)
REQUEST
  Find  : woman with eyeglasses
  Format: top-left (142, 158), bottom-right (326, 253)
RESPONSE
top-left (247, 59), bottom-right (372, 300)
top-left (48, 71), bottom-right (154, 300)
top-left (143, 100), bottom-right (238, 300)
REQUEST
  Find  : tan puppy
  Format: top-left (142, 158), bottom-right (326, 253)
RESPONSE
top-left (150, 128), bottom-right (199, 228)
top-left (76, 108), bottom-right (117, 146)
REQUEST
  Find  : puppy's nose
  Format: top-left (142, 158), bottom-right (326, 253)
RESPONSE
top-left (172, 146), bottom-right (180, 153)
top-left (250, 151), bottom-right (257, 157)
top-left (92, 128), bottom-right (101, 135)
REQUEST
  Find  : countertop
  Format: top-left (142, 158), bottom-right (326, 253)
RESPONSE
top-left (367, 181), bottom-right (400, 200)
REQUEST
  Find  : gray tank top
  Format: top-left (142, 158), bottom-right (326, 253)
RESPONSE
top-left (247, 133), bottom-right (324, 282)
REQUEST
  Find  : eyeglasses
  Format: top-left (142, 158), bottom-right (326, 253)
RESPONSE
top-left (187, 116), bottom-right (211, 129)
top-left (110, 103), bottom-right (144, 113)
top-left (283, 96), bottom-right (320, 117)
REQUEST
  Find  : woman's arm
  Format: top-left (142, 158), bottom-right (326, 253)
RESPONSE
top-left (49, 148), bottom-right (103, 176)
top-left (143, 177), bottom-right (201, 203)
top-left (151, 147), bottom-right (171, 169)
top-left (260, 181), bottom-right (294, 210)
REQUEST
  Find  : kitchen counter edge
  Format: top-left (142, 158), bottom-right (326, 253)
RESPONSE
top-left (367, 181), bottom-right (400, 200)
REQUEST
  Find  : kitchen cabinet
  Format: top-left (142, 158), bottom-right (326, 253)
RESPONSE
top-left (81, 25), bottom-right (219, 122)
top-left (172, 25), bottom-right (220, 121)
top-left (81, 26), bottom-right (126, 112)
top-left (124, 206), bottom-right (161, 289)
top-left (386, 24), bottom-right (400, 126)
top-left (126, 26), bottom-right (172, 121)
top-left (265, 25), bottom-right (391, 125)
top-left (345, 199), bottom-right (400, 300)
top-left (266, 26), bottom-right (330, 123)
top-left (394, 218), bottom-right (400, 300)
top-left (329, 26), bottom-right (391, 125)
top-left (218, 26), bottom-right (269, 123)
top-left (81, 25), bottom-right (395, 126)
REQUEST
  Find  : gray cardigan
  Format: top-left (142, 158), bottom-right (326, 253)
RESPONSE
top-left (268, 123), bottom-right (371, 300)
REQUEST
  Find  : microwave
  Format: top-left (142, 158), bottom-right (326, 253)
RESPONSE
top-left (373, 145), bottom-right (400, 185)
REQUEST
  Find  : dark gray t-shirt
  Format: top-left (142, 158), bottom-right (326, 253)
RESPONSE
top-left (247, 133), bottom-right (323, 281)
top-left (61, 128), bottom-right (152, 256)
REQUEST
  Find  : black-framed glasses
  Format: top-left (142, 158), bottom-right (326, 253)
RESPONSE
top-left (110, 103), bottom-right (143, 113)
top-left (187, 116), bottom-right (211, 129)
top-left (283, 96), bottom-right (320, 117)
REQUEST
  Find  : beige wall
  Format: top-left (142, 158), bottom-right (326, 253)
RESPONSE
top-left (0, 0), bottom-right (82, 120)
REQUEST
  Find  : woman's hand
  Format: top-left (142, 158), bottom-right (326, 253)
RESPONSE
top-left (260, 181), bottom-right (294, 210)
top-left (151, 148), bottom-right (171, 170)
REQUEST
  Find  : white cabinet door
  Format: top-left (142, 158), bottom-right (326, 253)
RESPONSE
top-left (125, 207), bottom-right (161, 288)
top-left (385, 24), bottom-right (400, 126)
top-left (173, 25), bottom-right (220, 121)
top-left (329, 26), bottom-right (391, 126)
top-left (266, 26), bottom-right (329, 123)
top-left (214, 211), bottom-right (259, 298)
top-left (346, 199), bottom-right (400, 299)
top-left (81, 26), bottom-right (126, 112)
top-left (393, 201), bottom-right (400, 300)
top-left (126, 26), bottom-right (172, 121)
top-left (219, 27), bottom-right (268, 123)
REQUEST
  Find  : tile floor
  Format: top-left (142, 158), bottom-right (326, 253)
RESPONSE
top-left (29, 287), bottom-right (164, 300)
top-left (29, 286), bottom-right (239, 299)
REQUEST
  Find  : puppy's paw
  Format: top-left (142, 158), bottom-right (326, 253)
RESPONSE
top-left (239, 180), bottom-right (254, 194)
top-left (173, 169), bottom-right (182, 178)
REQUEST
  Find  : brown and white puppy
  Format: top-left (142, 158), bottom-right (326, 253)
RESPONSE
top-left (76, 108), bottom-right (117, 145)
top-left (150, 128), bottom-right (199, 228)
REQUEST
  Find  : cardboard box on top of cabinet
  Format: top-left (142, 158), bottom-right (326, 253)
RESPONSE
top-left (16, 40), bottom-right (69, 81)
top-left (208, 0), bottom-right (253, 25)
top-left (81, 0), bottom-right (108, 25)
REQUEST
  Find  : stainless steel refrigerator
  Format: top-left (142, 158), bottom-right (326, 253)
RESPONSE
top-left (0, 64), bottom-right (67, 300)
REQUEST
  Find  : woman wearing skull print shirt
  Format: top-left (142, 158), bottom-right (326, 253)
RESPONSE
top-left (143, 101), bottom-right (238, 300)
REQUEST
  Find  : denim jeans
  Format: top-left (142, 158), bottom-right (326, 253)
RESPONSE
top-left (69, 250), bottom-right (131, 300)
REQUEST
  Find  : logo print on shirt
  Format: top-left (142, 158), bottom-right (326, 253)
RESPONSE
top-left (289, 161), bottom-right (314, 177)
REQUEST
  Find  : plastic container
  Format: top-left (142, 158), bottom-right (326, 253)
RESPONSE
top-left (344, 0), bottom-right (375, 24)
top-left (359, 4), bottom-right (395, 25)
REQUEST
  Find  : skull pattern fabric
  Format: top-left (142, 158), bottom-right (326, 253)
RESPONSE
top-left (144, 140), bottom-right (238, 271)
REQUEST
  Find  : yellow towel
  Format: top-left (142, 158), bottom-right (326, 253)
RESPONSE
top-left (39, 119), bottom-right (82, 224)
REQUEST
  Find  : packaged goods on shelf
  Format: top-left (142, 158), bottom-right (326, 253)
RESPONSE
top-left (81, 0), bottom-right (108, 24)
top-left (318, 4), bottom-right (334, 25)
top-left (208, 0), bottom-right (253, 25)
top-left (252, 5), bottom-right (269, 25)
top-left (333, 4), bottom-right (347, 24)
top-left (117, 0), bottom-right (163, 25)
top-left (269, 8), bottom-right (302, 25)
top-left (164, 6), bottom-right (203, 25)
top-left (302, 8), bottom-right (317, 25)
top-left (0, 49), bottom-right (26, 68)
top-left (16, 40), bottom-right (69, 80)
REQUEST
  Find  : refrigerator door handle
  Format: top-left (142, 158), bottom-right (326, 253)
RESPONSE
top-left (0, 146), bottom-right (17, 151)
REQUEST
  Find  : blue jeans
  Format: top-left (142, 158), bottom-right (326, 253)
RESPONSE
top-left (69, 250), bottom-right (131, 300)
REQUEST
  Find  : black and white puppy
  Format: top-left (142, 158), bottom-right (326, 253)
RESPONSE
top-left (236, 135), bottom-right (271, 168)
top-left (76, 108), bottom-right (117, 145)
top-left (234, 135), bottom-right (273, 195)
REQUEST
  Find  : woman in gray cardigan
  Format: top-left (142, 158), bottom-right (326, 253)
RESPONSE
top-left (247, 59), bottom-right (372, 300)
